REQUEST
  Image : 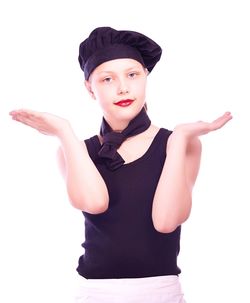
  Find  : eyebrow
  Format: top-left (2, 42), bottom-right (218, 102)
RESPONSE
top-left (97, 65), bottom-right (142, 75)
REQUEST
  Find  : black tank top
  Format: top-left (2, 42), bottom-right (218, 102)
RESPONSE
top-left (76, 128), bottom-right (181, 279)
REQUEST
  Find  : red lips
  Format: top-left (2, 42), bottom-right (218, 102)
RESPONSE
top-left (114, 99), bottom-right (134, 107)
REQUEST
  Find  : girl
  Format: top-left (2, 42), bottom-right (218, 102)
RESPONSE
top-left (9, 27), bottom-right (232, 303)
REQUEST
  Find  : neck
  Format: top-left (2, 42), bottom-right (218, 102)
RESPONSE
top-left (103, 116), bottom-right (132, 133)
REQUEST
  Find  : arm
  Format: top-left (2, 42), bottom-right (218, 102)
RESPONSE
top-left (152, 112), bottom-right (232, 233)
top-left (152, 134), bottom-right (201, 233)
top-left (57, 127), bottom-right (109, 213)
top-left (10, 109), bottom-right (109, 213)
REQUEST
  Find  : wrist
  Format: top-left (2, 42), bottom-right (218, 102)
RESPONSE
top-left (172, 124), bottom-right (200, 142)
top-left (57, 123), bottom-right (75, 141)
top-left (170, 129), bottom-right (190, 144)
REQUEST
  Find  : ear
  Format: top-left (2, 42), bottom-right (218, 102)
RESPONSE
top-left (84, 80), bottom-right (96, 100)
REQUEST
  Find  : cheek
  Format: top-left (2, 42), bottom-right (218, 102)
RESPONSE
top-left (95, 89), bottom-right (115, 108)
top-left (96, 88), bottom-right (111, 100)
top-left (133, 81), bottom-right (147, 97)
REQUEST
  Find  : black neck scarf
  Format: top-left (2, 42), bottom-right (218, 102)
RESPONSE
top-left (98, 108), bottom-right (151, 171)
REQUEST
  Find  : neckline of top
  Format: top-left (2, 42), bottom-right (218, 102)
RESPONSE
top-left (92, 128), bottom-right (166, 168)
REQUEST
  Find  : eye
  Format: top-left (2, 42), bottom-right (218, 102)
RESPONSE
top-left (128, 72), bottom-right (139, 79)
top-left (102, 76), bottom-right (113, 83)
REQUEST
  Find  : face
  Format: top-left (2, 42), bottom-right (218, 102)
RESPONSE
top-left (85, 58), bottom-right (148, 130)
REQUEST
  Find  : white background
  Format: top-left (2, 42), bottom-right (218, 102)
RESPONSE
top-left (1, 0), bottom-right (249, 302)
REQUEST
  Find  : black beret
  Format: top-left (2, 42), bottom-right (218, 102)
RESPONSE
top-left (78, 27), bottom-right (162, 80)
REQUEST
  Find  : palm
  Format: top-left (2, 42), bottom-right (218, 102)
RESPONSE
top-left (9, 109), bottom-right (70, 136)
top-left (173, 112), bottom-right (232, 138)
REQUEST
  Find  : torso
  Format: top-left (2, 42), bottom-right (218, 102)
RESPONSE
top-left (78, 127), bottom-right (181, 279)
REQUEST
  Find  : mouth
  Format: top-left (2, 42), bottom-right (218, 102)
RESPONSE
top-left (114, 99), bottom-right (134, 107)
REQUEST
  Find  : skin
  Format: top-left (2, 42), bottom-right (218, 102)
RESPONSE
top-left (9, 58), bottom-right (232, 232)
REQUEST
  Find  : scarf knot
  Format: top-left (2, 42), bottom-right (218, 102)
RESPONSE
top-left (98, 108), bottom-right (151, 171)
top-left (98, 132), bottom-right (126, 159)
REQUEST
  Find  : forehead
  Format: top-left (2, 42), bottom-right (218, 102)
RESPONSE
top-left (92, 58), bottom-right (144, 75)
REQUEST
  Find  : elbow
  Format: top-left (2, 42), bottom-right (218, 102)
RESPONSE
top-left (153, 220), bottom-right (180, 234)
top-left (152, 197), bottom-right (192, 233)
top-left (86, 204), bottom-right (109, 214)
top-left (72, 199), bottom-right (109, 214)
top-left (86, 199), bottom-right (109, 214)
top-left (67, 184), bottom-right (109, 214)
top-left (69, 195), bottom-right (109, 214)
top-left (152, 213), bottom-right (190, 233)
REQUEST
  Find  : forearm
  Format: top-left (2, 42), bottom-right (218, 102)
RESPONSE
top-left (58, 127), bottom-right (109, 213)
top-left (152, 135), bottom-right (197, 233)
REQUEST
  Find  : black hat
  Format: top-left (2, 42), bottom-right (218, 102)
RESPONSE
top-left (78, 27), bottom-right (162, 80)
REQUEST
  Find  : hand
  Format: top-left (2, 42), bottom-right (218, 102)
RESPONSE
top-left (173, 112), bottom-right (233, 139)
top-left (9, 109), bottom-right (71, 137)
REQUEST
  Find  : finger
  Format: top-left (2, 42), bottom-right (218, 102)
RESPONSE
top-left (11, 109), bottom-right (38, 123)
top-left (12, 115), bottom-right (34, 127)
top-left (10, 109), bottom-right (40, 119)
top-left (11, 110), bottom-right (43, 124)
top-left (210, 112), bottom-right (232, 130)
top-left (214, 112), bottom-right (232, 122)
top-left (217, 112), bottom-right (232, 124)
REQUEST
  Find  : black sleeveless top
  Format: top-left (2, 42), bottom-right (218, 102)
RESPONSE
top-left (76, 128), bottom-right (181, 279)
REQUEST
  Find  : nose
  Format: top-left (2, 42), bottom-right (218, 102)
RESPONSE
top-left (118, 79), bottom-right (129, 95)
top-left (119, 88), bottom-right (129, 94)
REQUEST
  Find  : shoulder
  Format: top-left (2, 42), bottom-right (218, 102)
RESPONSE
top-left (147, 124), bottom-right (161, 137)
top-left (149, 125), bottom-right (172, 148)
top-left (149, 124), bottom-right (172, 137)
top-left (83, 134), bottom-right (100, 143)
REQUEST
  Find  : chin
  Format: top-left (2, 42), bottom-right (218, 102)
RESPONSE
top-left (117, 105), bottom-right (142, 121)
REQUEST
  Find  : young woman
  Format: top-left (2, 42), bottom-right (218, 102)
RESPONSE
top-left (9, 27), bottom-right (232, 303)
